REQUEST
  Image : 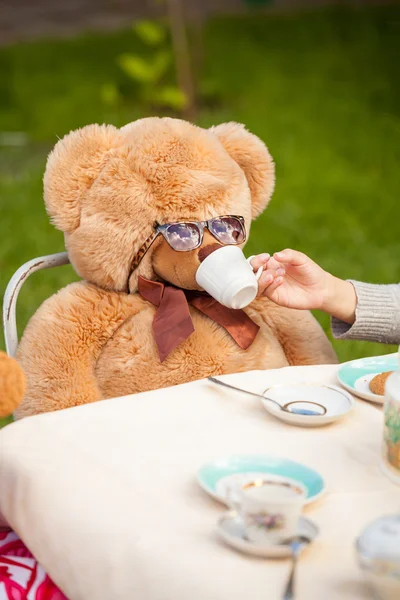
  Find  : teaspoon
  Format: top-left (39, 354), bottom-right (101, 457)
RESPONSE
top-left (207, 377), bottom-right (326, 416)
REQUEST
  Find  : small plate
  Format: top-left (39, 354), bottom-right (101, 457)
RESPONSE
top-left (337, 354), bottom-right (398, 404)
top-left (262, 383), bottom-right (354, 427)
top-left (197, 455), bottom-right (325, 506)
top-left (217, 512), bottom-right (319, 558)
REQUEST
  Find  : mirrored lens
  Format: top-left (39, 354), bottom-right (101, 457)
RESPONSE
top-left (209, 217), bottom-right (245, 244)
top-left (164, 223), bottom-right (201, 251)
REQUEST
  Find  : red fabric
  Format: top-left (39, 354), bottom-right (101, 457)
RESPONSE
top-left (139, 278), bottom-right (195, 363)
top-left (138, 276), bottom-right (259, 362)
top-left (0, 530), bottom-right (67, 600)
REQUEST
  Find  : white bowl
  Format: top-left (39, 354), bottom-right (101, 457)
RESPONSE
top-left (261, 383), bottom-right (354, 427)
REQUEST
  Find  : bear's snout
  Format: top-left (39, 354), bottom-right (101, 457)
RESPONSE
top-left (198, 243), bottom-right (223, 263)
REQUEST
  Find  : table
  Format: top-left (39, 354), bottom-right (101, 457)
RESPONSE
top-left (0, 364), bottom-right (398, 600)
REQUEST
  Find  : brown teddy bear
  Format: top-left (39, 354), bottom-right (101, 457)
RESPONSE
top-left (16, 118), bottom-right (337, 418)
top-left (0, 351), bottom-right (25, 418)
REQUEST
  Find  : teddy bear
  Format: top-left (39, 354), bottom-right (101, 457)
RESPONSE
top-left (0, 351), bottom-right (25, 418)
top-left (15, 117), bottom-right (337, 418)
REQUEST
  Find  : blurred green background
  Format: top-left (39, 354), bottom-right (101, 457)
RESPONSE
top-left (0, 4), bottom-right (399, 425)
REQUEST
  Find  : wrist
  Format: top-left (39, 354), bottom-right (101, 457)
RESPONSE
top-left (321, 274), bottom-right (357, 324)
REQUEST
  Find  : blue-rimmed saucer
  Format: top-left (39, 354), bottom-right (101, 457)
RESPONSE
top-left (197, 455), bottom-right (325, 506)
top-left (337, 354), bottom-right (398, 404)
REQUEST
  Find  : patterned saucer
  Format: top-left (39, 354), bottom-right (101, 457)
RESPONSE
top-left (217, 511), bottom-right (318, 558)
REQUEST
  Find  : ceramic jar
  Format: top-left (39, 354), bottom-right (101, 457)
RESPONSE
top-left (356, 515), bottom-right (400, 600)
top-left (381, 352), bottom-right (400, 485)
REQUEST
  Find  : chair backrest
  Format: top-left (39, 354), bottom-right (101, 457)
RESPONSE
top-left (2, 252), bottom-right (70, 357)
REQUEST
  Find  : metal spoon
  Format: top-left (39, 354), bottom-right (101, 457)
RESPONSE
top-left (207, 377), bottom-right (327, 416)
top-left (282, 534), bottom-right (312, 599)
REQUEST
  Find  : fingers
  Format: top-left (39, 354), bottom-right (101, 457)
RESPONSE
top-left (257, 266), bottom-right (285, 297)
top-left (264, 256), bottom-right (282, 270)
top-left (265, 275), bottom-right (284, 291)
top-left (249, 253), bottom-right (270, 271)
top-left (262, 275), bottom-right (284, 298)
top-left (249, 253), bottom-right (285, 273)
top-left (258, 269), bottom-right (274, 287)
top-left (249, 254), bottom-right (287, 298)
top-left (273, 249), bottom-right (308, 267)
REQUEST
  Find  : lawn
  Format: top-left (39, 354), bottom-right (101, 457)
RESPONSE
top-left (0, 5), bottom-right (399, 425)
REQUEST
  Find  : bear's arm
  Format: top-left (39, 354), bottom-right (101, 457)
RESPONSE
top-left (253, 298), bottom-right (338, 366)
top-left (15, 282), bottom-right (139, 418)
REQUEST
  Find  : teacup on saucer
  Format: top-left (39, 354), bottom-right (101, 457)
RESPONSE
top-left (197, 455), bottom-right (326, 506)
top-left (227, 478), bottom-right (307, 545)
top-left (219, 473), bottom-right (306, 509)
top-left (217, 512), bottom-right (319, 558)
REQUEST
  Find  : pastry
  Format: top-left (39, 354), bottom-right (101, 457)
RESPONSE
top-left (369, 371), bottom-right (393, 396)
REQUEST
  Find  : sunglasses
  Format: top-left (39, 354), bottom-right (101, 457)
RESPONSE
top-left (128, 215), bottom-right (247, 282)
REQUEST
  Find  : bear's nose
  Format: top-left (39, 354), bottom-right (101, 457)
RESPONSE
top-left (198, 243), bottom-right (223, 263)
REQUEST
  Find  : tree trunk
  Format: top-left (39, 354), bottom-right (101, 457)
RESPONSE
top-left (166, 0), bottom-right (197, 121)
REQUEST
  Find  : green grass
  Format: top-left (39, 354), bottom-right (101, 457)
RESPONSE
top-left (1, 5), bottom-right (399, 426)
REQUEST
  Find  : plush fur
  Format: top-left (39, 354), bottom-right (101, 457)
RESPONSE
top-left (16, 117), bottom-right (337, 418)
top-left (0, 351), bottom-right (25, 417)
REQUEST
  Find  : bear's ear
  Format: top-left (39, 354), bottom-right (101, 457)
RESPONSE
top-left (44, 124), bottom-right (123, 233)
top-left (210, 122), bottom-right (275, 219)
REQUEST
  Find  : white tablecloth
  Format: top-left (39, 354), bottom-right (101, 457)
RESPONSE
top-left (0, 364), bottom-right (399, 600)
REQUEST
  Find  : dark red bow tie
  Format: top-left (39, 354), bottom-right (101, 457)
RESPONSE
top-left (138, 276), bottom-right (260, 362)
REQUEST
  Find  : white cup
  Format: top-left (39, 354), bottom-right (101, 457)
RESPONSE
top-left (195, 246), bottom-right (263, 309)
top-left (230, 478), bottom-right (306, 545)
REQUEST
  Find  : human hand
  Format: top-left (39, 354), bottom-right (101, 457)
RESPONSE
top-left (250, 249), bottom-right (328, 309)
top-left (250, 249), bottom-right (356, 322)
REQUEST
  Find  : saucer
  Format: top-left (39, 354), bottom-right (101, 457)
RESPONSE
top-left (217, 512), bottom-right (319, 558)
top-left (261, 383), bottom-right (354, 427)
top-left (197, 455), bottom-right (325, 506)
top-left (337, 354), bottom-right (398, 404)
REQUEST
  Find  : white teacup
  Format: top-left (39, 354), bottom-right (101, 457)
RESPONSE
top-left (229, 478), bottom-right (307, 545)
top-left (195, 246), bottom-right (263, 309)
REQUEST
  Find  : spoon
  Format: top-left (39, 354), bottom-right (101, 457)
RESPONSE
top-left (282, 534), bottom-right (312, 599)
top-left (207, 377), bottom-right (327, 416)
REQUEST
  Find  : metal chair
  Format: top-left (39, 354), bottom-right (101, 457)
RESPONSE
top-left (2, 252), bottom-right (70, 357)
